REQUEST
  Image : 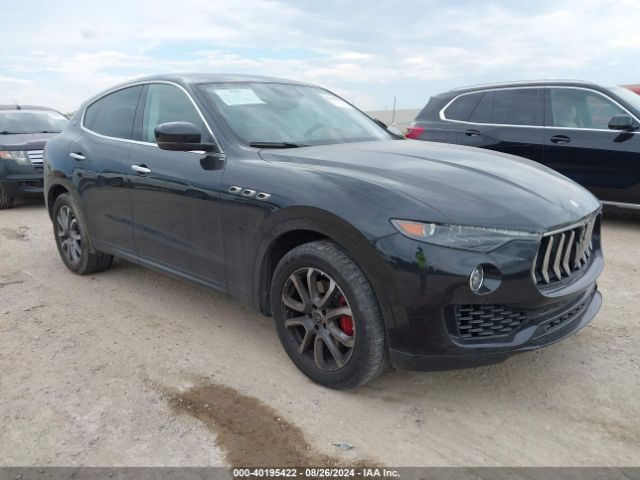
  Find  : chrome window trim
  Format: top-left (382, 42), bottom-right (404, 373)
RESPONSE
top-left (439, 86), bottom-right (544, 128)
top-left (80, 80), bottom-right (223, 153)
top-left (601, 201), bottom-right (640, 211)
top-left (439, 85), bottom-right (640, 133)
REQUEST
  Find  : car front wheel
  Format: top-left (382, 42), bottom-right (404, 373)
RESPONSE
top-left (52, 193), bottom-right (114, 274)
top-left (271, 240), bottom-right (387, 389)
top-left (0, 186), bottom-right (14, 210)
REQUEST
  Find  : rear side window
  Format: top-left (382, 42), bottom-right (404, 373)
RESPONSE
top-left (443, 92), bottom-right (482, 121)
top-left (469, 91), bottom-right (493, 123)
top-left (467, 88), bottom-right (542, 126)
top-left (492, 88), bottom-right (541, 125)
top-left (83, 86), bottom-right (143, 139)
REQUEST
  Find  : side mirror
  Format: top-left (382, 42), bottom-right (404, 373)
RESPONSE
top-left (154, 122), bottom-right (217, 152)
top-left (608, 114), bottom-right (638, 131)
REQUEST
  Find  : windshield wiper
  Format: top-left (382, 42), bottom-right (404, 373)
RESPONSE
top-left (248, 141), bottom-right (308, 149)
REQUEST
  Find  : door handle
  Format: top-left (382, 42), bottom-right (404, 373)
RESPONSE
top-left (465, 129), bottom-right (481, 137)
top-left (550, 135), bottom-right (571, 144)
top-left (131, 164), bottom-right (152, 175)
top-left (69, 152), bottom-right (86, 161)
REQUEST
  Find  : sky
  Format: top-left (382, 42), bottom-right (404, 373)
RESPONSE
top-left (1, 0), bottom-right (640, 112)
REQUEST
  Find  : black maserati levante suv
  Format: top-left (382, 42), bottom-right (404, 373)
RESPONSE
top-left (44, 74), bottom-right (603, 388)
top-left (0, 105), bottom-right (68, 209)
top-left (406, 80), bottom-right (640, 211)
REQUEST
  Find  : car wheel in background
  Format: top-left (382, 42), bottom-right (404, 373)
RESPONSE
top-left (0, 186), bottom-right (14, 209)
top-left (52, 193), bottom-right (114, 274)
top-left (271, 240), bottom-right (388, 389)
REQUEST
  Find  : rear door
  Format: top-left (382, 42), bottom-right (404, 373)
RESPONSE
top-left (542, 87), bottom-right (640, 204)
top-left (127, 83), bottom-right (227, 288)
top-left (73, 85), bottom-right (143, 254)
top-left (452, 87), bottom-right (545, 162)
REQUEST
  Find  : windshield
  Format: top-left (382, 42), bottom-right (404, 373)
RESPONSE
top-left (609, 86), bottom-right (640, 113)
top-left (0, 109), bottom-right (68, 134)
top-left (197, 82), bottom-right (392, 147)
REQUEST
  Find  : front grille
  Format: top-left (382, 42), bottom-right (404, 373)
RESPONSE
top-left (455, 305), bottom-right (527, 339)
top-left (533, 215), bottom-right (597, 286)
top-left (27, 149), bottom-right (44, 165)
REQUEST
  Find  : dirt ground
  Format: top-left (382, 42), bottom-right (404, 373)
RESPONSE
top-left (0, 199), bottom-right (638, 467)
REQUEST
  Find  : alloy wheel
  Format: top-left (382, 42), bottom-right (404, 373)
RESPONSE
top-left (56, 205), bottom-right (82, 265)
top-left (281, 267), bottom-right (356, 371)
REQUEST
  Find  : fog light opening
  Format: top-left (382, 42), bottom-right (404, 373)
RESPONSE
top-left (469, 265), bottom-right (484, 293)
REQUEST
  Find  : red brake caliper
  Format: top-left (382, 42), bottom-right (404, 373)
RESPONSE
top-left (338, 296), bottom-right (354, 336)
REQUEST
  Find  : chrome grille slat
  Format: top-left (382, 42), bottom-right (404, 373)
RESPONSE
top-left (552, 233), bottom-right (566, 281)
top-left (562, 230), bottom-right (575, 275)
top-left (540, 236), bottom-right (554, 284)
top-left (27, 149), bottom-right (44, 165)
top-left (581, 220), bottom-right (596, 263)
top-left (534, 214), bottom-right (598, 287)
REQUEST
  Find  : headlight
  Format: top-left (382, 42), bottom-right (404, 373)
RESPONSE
top-left (391, 219), bottom-right (540, 252)
top-left (0, 151), bottom-right (30, 165)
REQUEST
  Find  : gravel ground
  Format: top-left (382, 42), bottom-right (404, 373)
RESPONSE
top-left (0, 200), bottom-right (638, 467)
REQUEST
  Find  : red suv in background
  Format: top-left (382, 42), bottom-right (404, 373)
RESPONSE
top-left (624, 85), bottom-right (640, 95)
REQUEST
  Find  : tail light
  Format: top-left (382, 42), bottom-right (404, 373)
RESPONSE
top-left (405, 124), bottom-right (425, 139)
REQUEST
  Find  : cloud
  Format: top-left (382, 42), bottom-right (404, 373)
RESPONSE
top-left (1, 0), bottom-right (639, 111)
top-left (0, 75), bottom-right (33, 86)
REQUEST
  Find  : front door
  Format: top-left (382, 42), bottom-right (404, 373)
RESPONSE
top-left (542, 87), bottom-right (640, 204)
top-left (128, 83), bottom-right (227, 288)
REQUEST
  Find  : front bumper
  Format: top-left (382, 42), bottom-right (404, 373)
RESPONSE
top-left (0, 162), bottom-right (44, 197)
top-left (374, 222), bottom-right (603, 371)
top-left (389, 288), bottom-right (601, 371)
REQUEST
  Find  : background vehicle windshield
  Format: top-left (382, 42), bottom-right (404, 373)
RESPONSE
top-left (0, 109), bottom-right (68, 134)
top-left (609, 86), bottom-right (640, 113)
top-left (198, 82), bottom-right (392, 146)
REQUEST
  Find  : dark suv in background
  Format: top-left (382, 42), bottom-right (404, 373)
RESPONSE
top-left (0, 105), bottom-right (68, 209)
top-left (407, 80), bottom-right (640, 211)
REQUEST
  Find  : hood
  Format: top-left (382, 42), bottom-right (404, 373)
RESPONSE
top-left (259, 140), bottom-right (601, 232)
top-left (0, 132), bottom-right (58, 151)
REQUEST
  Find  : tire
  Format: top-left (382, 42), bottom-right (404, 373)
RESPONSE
top-left (270, 240), bottom-right (387, 389)
top-left (52, 193), bottom-right (113, 274)
top-left (0, 186), bottom-right (14, 210)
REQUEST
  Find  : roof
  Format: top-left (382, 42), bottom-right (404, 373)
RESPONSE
top-left (81, 73), bottom-right (318, 106)
top-left (444, 79), bottom-right (600, 95)
top-left (0, 104), bottom-right (59, 111)
top-left (125, 72), bottom-right (313, 86)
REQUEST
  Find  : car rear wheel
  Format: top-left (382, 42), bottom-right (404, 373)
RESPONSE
top-left (52, 193), bottom-right (113, 274)
top-left (0, 186), bottom-right (14, 210)
top-left (271, 240), bottom-right (387, 389)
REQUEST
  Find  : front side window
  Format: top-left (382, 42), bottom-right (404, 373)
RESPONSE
top-left (141, 84), bottom-right (204, 143)
top-left (197, 82), bottom-right (391, 147)
top-left (0, 109), bottom-right (68, 134)
top-left (83, 86), bottom-right (142, 139)
top-left (548, 88), bottom-right (627, 130)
